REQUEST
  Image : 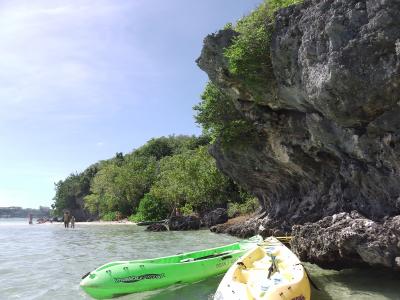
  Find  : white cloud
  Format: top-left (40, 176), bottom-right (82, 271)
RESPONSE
top-left (0, 0), bottom-right (155, 121)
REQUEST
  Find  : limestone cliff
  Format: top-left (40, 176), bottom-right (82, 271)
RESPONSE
top-left (197, 0), bottom-right (400, 269)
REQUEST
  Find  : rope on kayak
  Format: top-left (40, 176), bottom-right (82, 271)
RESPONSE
top-left (81, 272), bottom-right (90, 280)
top-left (180, 250), bottom-right (236, 262)
top-left (267, 255), bottom-right (279, 279)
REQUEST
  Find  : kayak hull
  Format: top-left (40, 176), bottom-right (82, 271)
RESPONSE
top-left (80, 237), bottom-right (261, 299)
top-left (214, 237), bottom-right (311, 300)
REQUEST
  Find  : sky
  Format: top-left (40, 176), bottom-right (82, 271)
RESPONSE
top-left (0, 0), bottom-right (262, 209)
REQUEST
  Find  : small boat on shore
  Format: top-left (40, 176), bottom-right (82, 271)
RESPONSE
top-left (80, 236), bottom-right (262, 299)
top-left (214, 237), bottom-right (310, 300)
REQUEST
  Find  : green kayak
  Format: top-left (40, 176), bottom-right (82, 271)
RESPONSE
top-left (80, 236), bottom-right (261, 299)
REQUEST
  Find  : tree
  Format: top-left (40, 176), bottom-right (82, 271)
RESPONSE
top-left (84, 155), bottom-right (157, 217)
top-left (194, 82), bottom-right (255, 144)
top-left (150, 146), bottom-right (232, 213)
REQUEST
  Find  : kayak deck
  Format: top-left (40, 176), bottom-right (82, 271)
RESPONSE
top-left (80, 237), bottom-right (262, 299)
top-left (214, 237), bottom-right (311, 300)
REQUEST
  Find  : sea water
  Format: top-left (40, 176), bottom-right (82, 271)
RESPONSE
top-left (0, 218), bottom-right (399, 300)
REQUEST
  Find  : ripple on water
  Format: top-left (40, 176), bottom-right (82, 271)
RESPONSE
top-left (0, 219), bottom-right (399, 300)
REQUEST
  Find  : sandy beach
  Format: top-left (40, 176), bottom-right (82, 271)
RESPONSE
top-left (76, 220), bottom-right (136, 225)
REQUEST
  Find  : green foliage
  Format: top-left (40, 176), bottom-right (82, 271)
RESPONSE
top-left (224, 0), bottom-right (301, 100)
top-left (227, 197), bottom-right (260, 218)
top-left (194, 82), bottom-right (256, 144)
top-left (135, 135), bottom-right (210, 160)
top-left (127, 214), bottom-right (137, 222)
top-left (52, 164), bottom-right (99, 215)
top-left (195, 0), bottom-right (303, 146)
top-left (130, 194), bottom-right (169, 222)
top-left (266, 0), bottom-right (302, 14)
top-left (101, 211), bottom-right (118, 221)
top-left (135, 137), bottom-right (174, 160)
top-left (84, 155), bottom-right (157, 217)
top-left (224, 1), bottom-right (271, 93)
top-left (53, 134), bottom-right (255, 221)
top-left (180, 203), bottom-right (194, 216)
top-left (150, 146), bottom-right (232, 213)
top-left (224, 22), bottom-right (233, 30)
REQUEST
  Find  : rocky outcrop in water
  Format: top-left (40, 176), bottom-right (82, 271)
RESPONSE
top-left (197, 0), bottom-right (400, 269)
top-left (210, 217), bottom-right (257, 238)
top-left (292, 212), bottom-right (400, 270)
top-left (202, 208), bottom-right (228, 227)
top-left (169, 215), bottom-right (201, 231)
top-left (146, 223), bottom-right (168, 232)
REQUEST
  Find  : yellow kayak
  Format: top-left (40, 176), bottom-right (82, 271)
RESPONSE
top-left (214, 237), bottom-right (311, 300)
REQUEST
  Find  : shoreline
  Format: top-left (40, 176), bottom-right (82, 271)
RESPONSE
top-left (75, 220), bottom-right (137, 225)
top-left (0, 218), bottom-right (137, 226)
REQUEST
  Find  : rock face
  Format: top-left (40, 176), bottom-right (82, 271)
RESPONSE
top-left (69, 207), bottom-right (96, 222)
top-left (198, 0), bottom-right (400, 269)
top-left (210, 218), bottom-right (257, 238)
top-left (203, 208), bottom-right (229, 227)
top-left (169, 215), bottom-right (201, 231)
top-left (292, 212), bottom-right (400, 270)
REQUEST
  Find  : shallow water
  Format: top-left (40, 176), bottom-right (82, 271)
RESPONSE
top-left (0, 218), bottom-right (399, 300)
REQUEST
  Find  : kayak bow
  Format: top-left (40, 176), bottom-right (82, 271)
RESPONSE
top-left (214, 237), bottom-right (311, 300)
top-left (80, 236), bottom-right (262, 299)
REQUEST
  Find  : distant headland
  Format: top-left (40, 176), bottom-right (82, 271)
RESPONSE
top-left (0, 206), bottom-right (51, 218)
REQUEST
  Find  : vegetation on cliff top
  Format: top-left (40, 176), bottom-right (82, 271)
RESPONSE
top-left (225, 0), bottom-right (300, 98)
top-left (194, 82), bottom-right (256, 144)
top-left (195, 0), bottom-right (301, 144)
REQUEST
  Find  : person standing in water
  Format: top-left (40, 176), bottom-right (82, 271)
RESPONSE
top-left (63, 211), bottom-right (70, 228)
top-left (70, 216), bottom-right (75, 229)
top-left (28, 213), bottom-right (33, 225)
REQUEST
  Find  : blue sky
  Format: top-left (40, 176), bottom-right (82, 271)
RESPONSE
top-left (0, 0), bottom-right (262, 209)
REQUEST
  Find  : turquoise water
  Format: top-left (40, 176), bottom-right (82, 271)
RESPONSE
top-left (0, 218), bottom-right (399, 299)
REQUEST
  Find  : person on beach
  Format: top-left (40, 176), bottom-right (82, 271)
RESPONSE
top-left (28, 213), bottom-right (33, 225)
top-left (64, 211), bottom-right (70, 228)
top-left (70, 216), bottom-right (75, 229)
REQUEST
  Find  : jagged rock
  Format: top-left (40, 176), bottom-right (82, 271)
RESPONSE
top-left (66, 194), bottom-right (98, 222)
top-left (292, 212), bottom-right (400, 270)
top-left (209, 213), bottom-right (287, 238)
top-left (199, 0), bottom-right (400, 226)
top-left (198, 0), bottom-right (400, 269)
top-left (169, 215), bottom-right (201, 231)
top-left (146, 223), bottom-right (168, 232)
top-left (137, 220), bottom-right (167, 226)
top-left (210, 218), bottom-right (257, 238)
top-left (203, 208), bottom-right (228, 227)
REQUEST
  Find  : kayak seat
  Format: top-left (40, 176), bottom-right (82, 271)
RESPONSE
top-left (233, 267), bottom-right (250, 284)
top-left (240, 247), bottom-right (265, 269)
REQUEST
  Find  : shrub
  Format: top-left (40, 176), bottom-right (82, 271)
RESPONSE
top-left (101, 211), bottom-right (117, 221)
top-left (227, 197), bottom-right (260, 218)
top-left (180, 203), bottom-right (194, 216)
top-left (224, 0), bottom-right (301, 101)
top-left (194, 82), bottom-right (256, 145)
top-left (150, 146), bottom-right (233, 213)
top-left (131, 194), bottom-right (170, 222)
top-left (128, 214), bottom-right (139, 222)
